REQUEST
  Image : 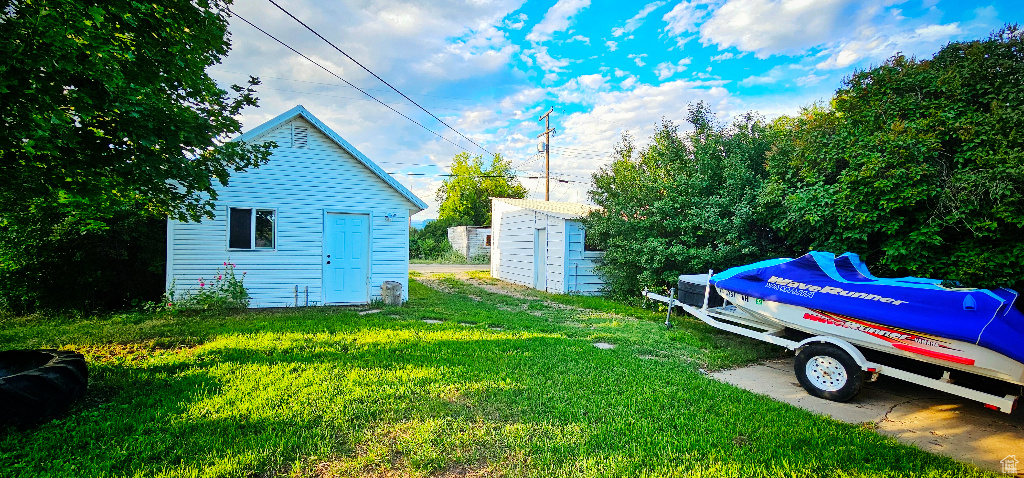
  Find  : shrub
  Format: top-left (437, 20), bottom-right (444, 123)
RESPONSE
top-left (167, 262), bottom-right (249, 310)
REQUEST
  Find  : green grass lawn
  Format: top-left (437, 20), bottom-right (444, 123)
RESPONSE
top-left (0, 276), bottom-right (994, 477)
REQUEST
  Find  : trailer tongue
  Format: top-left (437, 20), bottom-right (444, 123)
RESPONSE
top-left (645, 252), bottom-right (1023, 413)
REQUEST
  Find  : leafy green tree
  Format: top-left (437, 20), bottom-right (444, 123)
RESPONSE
top-left (770, 25), bottom-right (1024, 289)
top-left (586, 104), bottom-right (788, 298)
top-left (0, 0), bottom-right (274, 311)
top-left (436, 152), bottom-right (528, 226)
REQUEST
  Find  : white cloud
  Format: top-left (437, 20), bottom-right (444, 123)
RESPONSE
top-left (914, 23), bottom-right (963, 41)
top-left (527, 45), bottom-right (571, 73)
top-left (739, 65), bottom-right (785, 86)
top-left (700, 0), bottom-right (858, 59)
top-left (815, 21), bottom-right (964, 69)
top-left (654, 57), bottom-right (692, 80)
top-left (605, 40), bottom-right (618, 51)
top-left (568, 34), bottom-right (591, 44)
top-left (612, 1), bottom-right (667, 37)
top-left (676, 0), bottom-right (973, 71)
top-left (662, 0), bottom-right (714, 36)
top-left (794, 72), bottom-right (827, 86)
top-left (504, 12), bottom-right (528, 30)
top-left (709, 52), bottom-right (734, 61)
top-left (620, 76), bottom-right (638, 89)
top-left (414, 25), bottom-right (520, 80)
top-left (525, 0), bottom-right (592, 43)
top-left (613, 68), bottom-right (629, 77)
top-left (628, 53), bottom-right (648, 67)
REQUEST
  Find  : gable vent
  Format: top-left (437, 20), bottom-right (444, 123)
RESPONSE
top-left (292, 124), bottom-right (309, 149)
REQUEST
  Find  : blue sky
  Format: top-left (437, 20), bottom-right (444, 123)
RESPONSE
top-left (215, 0), bottom-right (1020, 218)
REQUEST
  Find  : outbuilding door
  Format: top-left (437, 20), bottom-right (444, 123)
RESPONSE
top-left (533, 228), bottom-right (547, 291)
top-left (323, 213), bottom-right (369, 303)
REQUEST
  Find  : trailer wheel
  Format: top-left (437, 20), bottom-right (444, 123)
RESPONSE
top-left (795, 343), bottom-right (864, 402)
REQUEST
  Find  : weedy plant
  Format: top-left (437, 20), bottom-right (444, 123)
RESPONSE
top-left (165, 262), bottom-right (249, 310)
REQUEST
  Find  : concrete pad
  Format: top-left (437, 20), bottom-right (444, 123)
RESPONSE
top-left (593, 342), bottom-right (615, 350)
top-left (713, 358), bottom-right (1024, 473)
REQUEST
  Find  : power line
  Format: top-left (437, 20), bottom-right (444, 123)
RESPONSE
top-left (267, 0), bottom-right (492, 156)
top-left (229, 10), bottom-right (470, 154)
top-left (216, 69), bottom-right (477, 103)
top-left (259, 86), bottom-right (475, 112)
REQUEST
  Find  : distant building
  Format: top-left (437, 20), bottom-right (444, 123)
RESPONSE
top-left (447, 226), bottom-right (491, 260)
top-left (490, 198), bottom-right (605, 295)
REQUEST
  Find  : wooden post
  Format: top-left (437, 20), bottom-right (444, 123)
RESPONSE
top-left (537, 107), bottom-right (554, 200)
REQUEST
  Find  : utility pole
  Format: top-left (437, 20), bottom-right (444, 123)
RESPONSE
top-left (537, 107), bottom-right (554, 201)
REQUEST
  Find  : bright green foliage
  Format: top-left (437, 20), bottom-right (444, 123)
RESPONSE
top-left (772, 25), bottom-right (1024, 289)
top-left (410, 220), bottom-right (460, 260)
top-left (586, 104), bottom-right (788, 299)
top-left (0, 276), bottom-right (984, 477)
top-left (436, 152), bottom-right (528, 226)
top-left (0, 0), bottom-right (274, 223)
top-left (166, 262), bottom-right (249, 310)
top-left (590, 26), bottom-right (1024, 297)
top-left (0, 0), bottom-right (275, 311)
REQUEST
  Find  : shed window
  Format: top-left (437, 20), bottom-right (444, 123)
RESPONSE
top-left (229, 208), bottom-right (276, 250)
top-left (485, 234), bottom-right (492, 247)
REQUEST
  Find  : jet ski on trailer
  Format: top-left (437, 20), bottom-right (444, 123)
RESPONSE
top-left (644, 251), bottom-right (1024, 413)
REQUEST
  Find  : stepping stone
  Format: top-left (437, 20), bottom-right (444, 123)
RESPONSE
top-left (422, 319), bottom-right (443, 324)
top-left (459, 322), bottom-right (477, 326)
top-left (358, 309), bottom-right (382, 315)
top-left (593, 342), bottom-right (615, 350)
top-left (487, 325), bottom-right (504, 331)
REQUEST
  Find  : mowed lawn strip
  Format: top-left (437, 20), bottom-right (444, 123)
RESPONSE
top-left (0, 277), bottom-right (993, 477)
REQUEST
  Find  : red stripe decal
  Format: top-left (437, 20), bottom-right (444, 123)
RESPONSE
top-left (892, 343), bottom-right (975, 365)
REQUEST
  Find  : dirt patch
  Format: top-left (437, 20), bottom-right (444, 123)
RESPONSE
top-left (465, 279), bottom-right (533, 300)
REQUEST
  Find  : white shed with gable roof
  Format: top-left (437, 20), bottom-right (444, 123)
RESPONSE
top-left (490, 198), bottom-right (605, 295)
top-left (166, 105), bottom-right (427, 307)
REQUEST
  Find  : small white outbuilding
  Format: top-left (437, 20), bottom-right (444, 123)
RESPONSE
top-left (166, 105), bottom-right (427, 307)
top-left (490, 198), bottom-right (605, 295)
top-left (447, 226), bottom-right (491, 260)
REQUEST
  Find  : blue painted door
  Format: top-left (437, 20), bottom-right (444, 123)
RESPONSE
top-left (323, 213), bottom-right (369, 303)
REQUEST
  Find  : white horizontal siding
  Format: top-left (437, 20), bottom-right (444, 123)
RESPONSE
top-left (492, 201), bottom-right (571, 293)
top-left (167, 117), bottom-right (416, 307)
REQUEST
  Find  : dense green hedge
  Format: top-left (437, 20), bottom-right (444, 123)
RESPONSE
top-left (0, 203), bottom-right (166, 313)
top-left (586, 26), bottom-right (1024, 299)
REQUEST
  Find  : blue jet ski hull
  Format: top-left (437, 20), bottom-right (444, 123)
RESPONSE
top-left (711, 252), bottom-right (1024, 365)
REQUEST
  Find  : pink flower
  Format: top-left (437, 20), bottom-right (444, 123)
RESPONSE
top-left (167, 303), bottom-right (172, 307)
top-left (230, 263), bottom-right (235, 267)
top-left (223, 261), bottom-right (228, 266)
top-left (217, 275), bottom-right (222, 280)
top-left (242, 271), bottom-right (247, 275)
top-left (200, 282), bottom-right (205, 288)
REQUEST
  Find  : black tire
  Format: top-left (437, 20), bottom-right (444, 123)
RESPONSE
top-left (794, 343), bottom-right (864, 402)
top-left (0, 349), bottom-right (88, 427)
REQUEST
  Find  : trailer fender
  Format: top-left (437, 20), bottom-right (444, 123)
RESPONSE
top-left (796, 336), bottom-right (871, 371)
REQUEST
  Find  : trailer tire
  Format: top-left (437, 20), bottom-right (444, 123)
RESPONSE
top-left (795, 344), bottom-right (863, 402)
top-left (0, 349), bottom-right (88, 427)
